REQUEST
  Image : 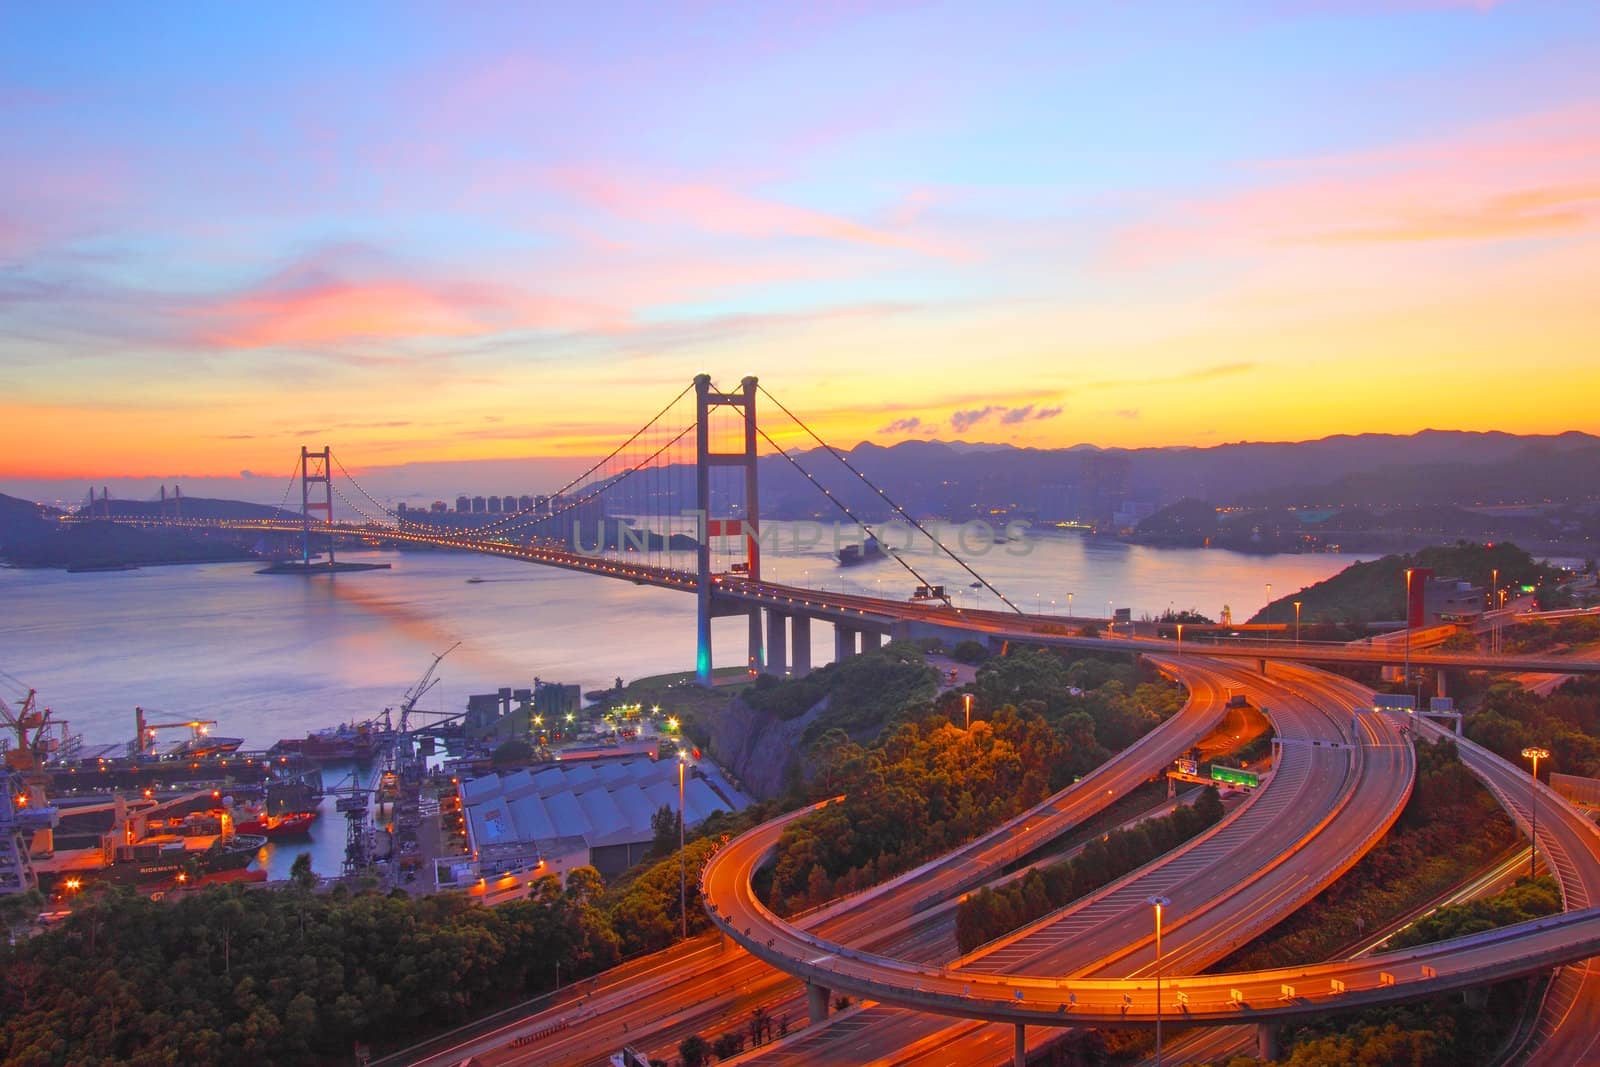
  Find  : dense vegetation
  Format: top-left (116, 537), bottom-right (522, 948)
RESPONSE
top-left (762, 646), bottom-right (1186, 913)
top-left (1269, 877), bottom-right (1560, 1067)
top-left (1467, 677), bottom-right (1600, 779)
top-left (1220, 738), bottom-right (1518, 973)
top-left (1252, 541), bottom-right (1562, 626)
top-left (954, 786), bottom-right (1224, 953)
top-left (742, 640), bottom-right (939, 742)
top-left (0, 875), bottom-right (623, 1065)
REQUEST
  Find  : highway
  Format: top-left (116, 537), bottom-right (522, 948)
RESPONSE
top-left (706, 667), bottom-right (1600, 1067)
top-left (711, 661), bottom-right (1417, 1066)
top-left (402, 654), bottom-right (1245, 1067)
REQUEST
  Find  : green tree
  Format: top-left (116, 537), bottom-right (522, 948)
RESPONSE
top-left (289, 852), bottom-right (317, 890)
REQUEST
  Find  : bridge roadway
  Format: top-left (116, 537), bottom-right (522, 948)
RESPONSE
top-left (707, 661), bottom-right (1415, 1066)
top-left (404, 656), bottom-right (1247, 1067)
top-left (107, 516), bottom-right (1600, 676)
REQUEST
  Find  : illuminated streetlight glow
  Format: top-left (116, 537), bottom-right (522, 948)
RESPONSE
top-left (678, 749), bottom-right (689, 940)
top-left (1149, 894), bottom-right (1171, 1066)
top-left (963, 693), bottom-right (973, 731)
top-left (1294, 600), bottom-right (1302, 645)
top-left (1522, 746), bottom-right (1550, 881)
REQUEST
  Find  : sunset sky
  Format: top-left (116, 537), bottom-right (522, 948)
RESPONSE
top-left (3, 2), bottom-right (1598, 499)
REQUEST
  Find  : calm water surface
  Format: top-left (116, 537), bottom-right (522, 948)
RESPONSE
top-left (2, 528), bottom-right (1371, 750)
top-left (2, 530), bottom-right (1371, 881)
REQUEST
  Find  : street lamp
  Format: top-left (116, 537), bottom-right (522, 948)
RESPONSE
top-left (963, 693), bottom-right (974, 731)
top-left (1294, 601), bottom-right (1302, 645)
top-left (678, 749), bottom-right (689, 939)
top-left (1176, 623), bottom-right (1183, 650)
top-left (1522, 747), bottom-right (1550, 881)
top-left (1067, 592), bottom-right (1074, 618)
top-left (1149, 895), bottom-right (1171, 1066)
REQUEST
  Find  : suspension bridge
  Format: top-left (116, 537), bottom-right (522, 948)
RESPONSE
top-left (77, 374), bottom-right (1600, 684)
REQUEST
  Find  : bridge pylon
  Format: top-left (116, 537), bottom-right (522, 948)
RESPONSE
top-left (300, 446), bottom-right (335, 568)
top-left (694, 375), bottom-right (763, 687)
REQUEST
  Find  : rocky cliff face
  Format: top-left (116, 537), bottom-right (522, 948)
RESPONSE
top-left (708, 693), bottom-right (828, 801)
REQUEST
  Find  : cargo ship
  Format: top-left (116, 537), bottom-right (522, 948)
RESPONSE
top-left (837, 535), bottom-right (888, 567)
top-left (36, 790), bottom-right (266, 890)
top-left (269, 720), bottom-right (394, 764)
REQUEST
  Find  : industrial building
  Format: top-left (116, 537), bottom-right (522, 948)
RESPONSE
top-left (455, 754), bottom-right (749, 880)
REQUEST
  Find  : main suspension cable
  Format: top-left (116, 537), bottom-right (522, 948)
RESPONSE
top-left (757, 383), bottom-right (1023, 613)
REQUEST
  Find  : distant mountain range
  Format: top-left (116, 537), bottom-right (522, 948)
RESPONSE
top-left (737, 429), bottom-right (1600, 520)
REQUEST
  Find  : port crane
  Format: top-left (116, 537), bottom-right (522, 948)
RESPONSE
top-left (133, 706), bottom-right (219, 757)
top-left (325, 770), bottom-right (376, 877)
top-left (1, 682), bottom-right (62, 892)
top-left (386, 641), bottom-right (461, 735)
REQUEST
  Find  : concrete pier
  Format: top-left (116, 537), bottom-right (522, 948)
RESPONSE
top-left (807, 982), bottom-right (830, 1024)
top-left (792, 615), bottom-right (812, 676)
top-left (765, 611), bottom-right (787, 676)
top-left (835, 625), bottom-right (858, 663)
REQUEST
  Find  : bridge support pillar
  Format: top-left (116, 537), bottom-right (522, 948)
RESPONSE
top-left (835, 625), bottom-right (858, 663)
top-left (1436, 668), bottom-right (1448, 698)
top-left (765, 611), bottom-right (787, 676)
top-left (862, 629), bottom-right (883, 653)
top-left (1258, 658), bottom-right (1268, 675)
top-left (1257, 1024), bottom-right (1279, 1061)
top-left (807, 982), bottom-right (830, 1024)
top-left (1013, 1023), bottom-right (1026, 1067)
top-left (791, 615), bottom-right (812, 676)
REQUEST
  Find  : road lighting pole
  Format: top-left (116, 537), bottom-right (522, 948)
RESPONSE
top-left (1522, 747), bottom-right (1550, 881)
top-left (1491, 568), bottom-right (1500, 654)
top-left (1294, 601), bottom-right (1302, 645)
top-left (963, 693), bottom-right (973, 731)
top-left (1176, 623), bottom-right (1183, 650)
top-left (1149, 895), bottom-right (1170, 1066)
top-left (678, 750), bottom-right (688, 939)
top-left (1404, 568), bottom-right (1414, 702)
top-left (1067, 592), bottom-right (1073, 618)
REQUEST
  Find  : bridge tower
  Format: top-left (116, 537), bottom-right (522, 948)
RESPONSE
top-left (301, 446), bottom-right (336, 568)
top-left (694, 375), bottom-right (762, 687)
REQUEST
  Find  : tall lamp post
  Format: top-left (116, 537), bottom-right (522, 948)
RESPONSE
top-left (1149, 895), bottom-right (1171, 1066)
top-left (1522, 747), bottom-right (1550, 881)
top-left (1176, 623), bottom-right (1183, 650)
top-left (1294, 600), bottom-right (1302, 645)
top-left (677, 749), bottom-right (688, 939)
top-left (963, 693), bottom-right (973, 731)
top-left (1403, 568), bottom-right (1414, 701)
top-left (1067, 592), bottom-right (1074, 618)
top-left (1491, 568), bottom-right (1500, 654)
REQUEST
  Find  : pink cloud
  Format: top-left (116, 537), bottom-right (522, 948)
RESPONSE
top-left (551, 168), bottom-right (967, 259)
top-left (1109, 101), bottom-right (1600, 266)
top-left (189, 270), bottom-right (628, 350)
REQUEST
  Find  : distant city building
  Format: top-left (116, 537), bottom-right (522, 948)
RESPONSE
top-left (430, 500), bottom-right (448, 513)
top-left (487, 496), bottom-right (502, 513)
top-left (471, 495), bottom-right (487, 513)
top-left (1423, 576), bottom-right (1485, 624)
top-left (502, 495), bottom-right (519, 513)
top-left (395, 501), bottom-right (408, 514)
top-left (518, 494), bottom-right (534, 511)
top-left (456, 495), bottom-right (471, 513)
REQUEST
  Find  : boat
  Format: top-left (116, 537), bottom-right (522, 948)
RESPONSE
top-left (233, 808), bottom-right (316, 837)
top-left (36, 792), bottom-right (266, 890)
top-left (837, 536), bottom-right (888, 567)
